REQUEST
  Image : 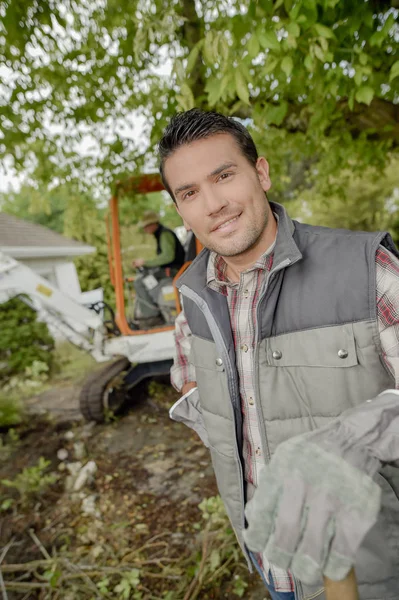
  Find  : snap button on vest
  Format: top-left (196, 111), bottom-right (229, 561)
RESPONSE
top-left (272, 350), bottom-right (282, 360)
top-left (338, 349), bottom-right (348, 358)
top-left (215, 358), bottom-right (223, 366)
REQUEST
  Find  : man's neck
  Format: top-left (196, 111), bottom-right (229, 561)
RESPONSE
top-left (223, 212), bottom-right (277, 283)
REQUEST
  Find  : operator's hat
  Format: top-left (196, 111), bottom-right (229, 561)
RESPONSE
top-left (138, 210), bottom-right (159, 229)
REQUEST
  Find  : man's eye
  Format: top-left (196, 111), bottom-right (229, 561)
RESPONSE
top-left (183, 190), bottom-right (196, 200)
top-left (218, 172), bottom-right (232, 181)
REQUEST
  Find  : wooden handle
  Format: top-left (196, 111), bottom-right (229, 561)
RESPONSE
top-left (324, 568), bottom-right (359, 600)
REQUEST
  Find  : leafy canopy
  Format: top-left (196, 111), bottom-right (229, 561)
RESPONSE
top-left (1, 0), bottom-right (398, 194)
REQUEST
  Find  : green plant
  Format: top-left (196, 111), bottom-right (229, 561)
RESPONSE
top-left (0, 297), bottom-right (54, 384)
top-left (1, 457), bottom-right (58, 504)
top-left (114, 569), bottom-right (142, 599)
top-left (0, 394), bottom-right (24, 427)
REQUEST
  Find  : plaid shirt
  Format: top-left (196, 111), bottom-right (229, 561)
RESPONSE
top-left (171, 243), bottom-right (399, 592)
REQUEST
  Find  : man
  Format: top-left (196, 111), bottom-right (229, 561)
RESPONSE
top-left (159, 109), bottom-right (399, 600)
top-left (132, 210), bottom-right (185, 325)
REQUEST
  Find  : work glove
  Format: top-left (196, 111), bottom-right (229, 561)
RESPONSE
top-left (243, 390), bottom-right (399, 585)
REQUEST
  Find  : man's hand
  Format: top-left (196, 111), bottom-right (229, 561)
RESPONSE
top-left (244, 389), bottom-right (399, 585)
top-left (181, 381), bottom-right (197, 396)
top-left (243, 436), bottom-right (381, 585)
top-left (132, 258), bottom-right (145, 268)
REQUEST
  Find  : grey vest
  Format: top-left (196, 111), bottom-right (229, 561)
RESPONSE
top-left (176, 203), bottom-right (399, 600)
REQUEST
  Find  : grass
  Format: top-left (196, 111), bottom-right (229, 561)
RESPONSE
top-left (50, 341), bottom-right (99, 384)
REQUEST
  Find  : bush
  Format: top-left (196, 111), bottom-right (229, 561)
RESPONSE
top-left (0, 394), bottom-right (24, 427)
top-left (0, 297), bottom-right (54, 383)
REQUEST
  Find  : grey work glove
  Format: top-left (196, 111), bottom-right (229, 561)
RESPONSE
top-left (243, 390), bottom-right (399, 585)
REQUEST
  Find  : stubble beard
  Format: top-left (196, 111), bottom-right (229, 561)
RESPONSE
top-left (203, 207), bottom-right (270, 257)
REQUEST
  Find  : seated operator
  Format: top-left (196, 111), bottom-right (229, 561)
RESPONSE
top-left (132, 210), bottom-right (185, 326)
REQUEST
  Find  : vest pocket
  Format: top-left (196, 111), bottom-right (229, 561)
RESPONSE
top-left (169, 387), bottom-right (210, 448)
top-left (263, 323), bottom-right (358, 368)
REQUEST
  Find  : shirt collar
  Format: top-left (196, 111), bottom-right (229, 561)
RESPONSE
top-left (206, 215), bottom-right (278, 293)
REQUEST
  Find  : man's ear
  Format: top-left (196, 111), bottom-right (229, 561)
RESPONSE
top-left (174, 203), bottom-right (191, 231)
top-left (256, 157), bottom-right (272, 192)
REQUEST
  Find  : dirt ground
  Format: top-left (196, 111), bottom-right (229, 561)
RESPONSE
top-left (0, 376), bottom-right (270, 599)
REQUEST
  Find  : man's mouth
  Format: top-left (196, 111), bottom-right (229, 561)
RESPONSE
top-left (212, 214), bottom-right (241, 232)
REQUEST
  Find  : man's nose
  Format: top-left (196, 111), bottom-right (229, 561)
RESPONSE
top-left (203, 186), bottom-right (228, 216)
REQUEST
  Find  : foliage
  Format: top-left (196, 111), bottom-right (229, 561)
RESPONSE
top-left (51, 341), bottom-right (97, 383)
top-left (291, 155), bottom-right (399, 242)
top-left (0, 183), bottom-right (70, 232)
top-left (0, 0), bottom-right (398, 195)
top-left (0, 393), bottom-right (24, 427)
top-left (0, 296), bottom-right (54, 383)
top-left (1, 456), bottom-right (58, 504)
top-left (1, 494), bottom-right (251, 598)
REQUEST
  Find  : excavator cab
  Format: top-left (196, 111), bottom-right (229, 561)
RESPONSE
top-left (79, 174), bottom-right (201, 422)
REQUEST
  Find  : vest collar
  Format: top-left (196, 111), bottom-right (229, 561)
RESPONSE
top-left (177, 202), bottom-right (302, 294)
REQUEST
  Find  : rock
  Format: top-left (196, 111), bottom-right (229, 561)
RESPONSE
top-left (73, 460), bottom-right (97, 492)
top-left (81, 494), bottom-right (101, 518)
top-left (57, 448), bottom-right (69, 461)
top-left (73, 441), bottom-right (86, 460)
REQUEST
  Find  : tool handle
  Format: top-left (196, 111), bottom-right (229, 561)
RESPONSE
top-left (324, 568), bottom-right (359, 600)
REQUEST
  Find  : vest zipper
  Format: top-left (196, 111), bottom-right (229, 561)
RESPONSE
top-left (254, 258), bottom-right (291, 463)
top-left (179, 285), bottom-right (249, 561)
top-left (253, 257), bottom-right (310, 600)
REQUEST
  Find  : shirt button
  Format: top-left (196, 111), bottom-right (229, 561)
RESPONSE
top-left (241, 344), bottom-right (249, 352)
top-left (338, 349), bottom-right (348, 359)
top-left (248, 397), bottom-right (254, 405)
top-left (256, 447), bottom-right (262, 457)
top-left (243, 289), bottom-right (249, 298)
top-left (272, 350), bottom-right (282, 360)
top-left (215, 357), bottom-right (223, 366)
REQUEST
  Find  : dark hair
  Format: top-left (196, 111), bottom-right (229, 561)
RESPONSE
top-left (158, 108), bottom-right (258, 201)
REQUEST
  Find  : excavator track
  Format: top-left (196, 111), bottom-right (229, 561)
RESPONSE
top-left (79, 357), bottom-right (131, 422)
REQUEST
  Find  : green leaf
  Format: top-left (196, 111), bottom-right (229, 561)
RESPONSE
top-left (313, 44), bottom-right (325, 62)
top-left (304, 54), bottom-right (314, 72)
top-left (247, 33), bottom-right (260, 59)
top-left (210, 549), bottom-right (221, 570)
top-left (313, 23), bottom-right (335, 39)
top-left (369, 30), bottom-right (384, 48)
top-left (355, 85), bottom-right (374, 106)
top-left (264, 101), bottom-right (288, 125)
top-left (258, 30), bottom-right (280, 51)
top-left (186, 45), bottom-right (200, 73)
top-left (354, 69), bottom-right (363, 87)
top-left (235, 69), bottom-right (250, 104)
top-left (389, 60), bottom-right (399, 82)
top-left (281, 56), bottom-right (293, 77)
top-left (263, 56), bottom-right (279, 74)
top-left (286, 22), bottom-right (300, 38)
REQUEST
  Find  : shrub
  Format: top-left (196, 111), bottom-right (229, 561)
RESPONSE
top-left (0, 296), bottom-right (54, 383)
top-left (0, 393), bottom-right (24, 427)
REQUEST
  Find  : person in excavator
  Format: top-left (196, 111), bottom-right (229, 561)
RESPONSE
top-left (132, 210), bottom-right (185, 327)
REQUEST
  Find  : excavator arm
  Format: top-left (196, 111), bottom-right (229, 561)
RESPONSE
top-left (0, 251), bottom-right (108, 362)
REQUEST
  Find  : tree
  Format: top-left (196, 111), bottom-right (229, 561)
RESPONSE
top-left (1, 0), bottom-right (398, 197)
top-left (0, 297), bottom-right (54, 382)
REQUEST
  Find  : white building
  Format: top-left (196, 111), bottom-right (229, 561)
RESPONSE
top-left (0, 212), bottom-right (102, 337)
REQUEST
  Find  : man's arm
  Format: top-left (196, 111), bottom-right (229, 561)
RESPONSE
top-left (243, 244), bottom-right (399, 584)
top-left (171, 309), bottom-right (197, 394)
top-left (144, 230), bottom-right (177, 268)
top-left (377, 246), bottom-right (399, 388)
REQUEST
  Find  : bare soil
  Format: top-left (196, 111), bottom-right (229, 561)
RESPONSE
top-left (1, 378), bottom-right (269, 599)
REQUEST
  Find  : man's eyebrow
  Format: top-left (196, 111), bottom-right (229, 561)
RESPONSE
top-left (174, 182), bottom-right (196, 196)
top-left (174, 162), bottom-right (237, 197)
top-left (209, 162), bottom-right (237, 178)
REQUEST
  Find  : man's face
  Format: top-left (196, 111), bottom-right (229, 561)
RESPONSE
top-left (144, 223), bottom-right (158, 235)
top-left (164, 133), bottom-right (271, 257)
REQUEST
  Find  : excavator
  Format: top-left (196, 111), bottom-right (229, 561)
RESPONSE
top-left (0, 174), bottom-right (200, 422)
